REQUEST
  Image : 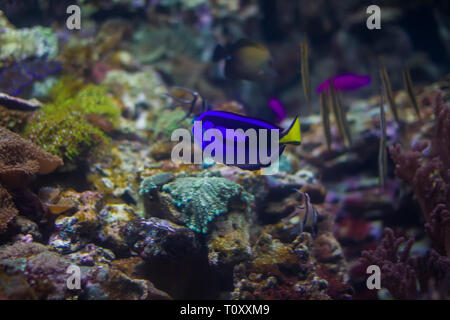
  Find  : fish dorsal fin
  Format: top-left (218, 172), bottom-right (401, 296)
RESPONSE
top-left (280, 116), bottom-right (301, 145)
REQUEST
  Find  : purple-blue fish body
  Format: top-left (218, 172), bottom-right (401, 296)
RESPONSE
top-left (193, 110), bottom-right (301, 170)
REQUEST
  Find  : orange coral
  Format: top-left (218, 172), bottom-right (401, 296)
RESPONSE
top-left (0, 126), bottom-right (63, 188)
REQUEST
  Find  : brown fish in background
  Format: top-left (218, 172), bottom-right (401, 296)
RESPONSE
top-left (213, 39), bottom-right (277, 81)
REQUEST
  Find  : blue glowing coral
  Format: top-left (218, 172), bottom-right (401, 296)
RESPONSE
top-left (162, 176), bottom-right (253, 234)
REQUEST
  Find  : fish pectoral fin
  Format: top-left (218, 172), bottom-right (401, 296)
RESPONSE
top-left (280, 116), bottom-right (301, 145)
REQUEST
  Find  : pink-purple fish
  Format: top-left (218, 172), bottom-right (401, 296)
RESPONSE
top-left (268, 98), bottom-right (286, 123)
top-left (316, 74), bottom-right (371, 93)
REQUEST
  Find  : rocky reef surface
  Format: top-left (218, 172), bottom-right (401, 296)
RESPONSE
top-left (0, 1), bottom-right (449, 300)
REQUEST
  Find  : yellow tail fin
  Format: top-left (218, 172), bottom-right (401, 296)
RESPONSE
top-left (279, 116), bottom-right (301, 145)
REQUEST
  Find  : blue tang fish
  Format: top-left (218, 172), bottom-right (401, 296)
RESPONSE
top-left (193, 110), bottom-right (301, 170)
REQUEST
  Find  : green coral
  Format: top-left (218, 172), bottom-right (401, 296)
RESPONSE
top-left (49, 77), bottom-right (85, 103)
top-left (50, 78), bottom-right (121, 125)
top-left (24, 105), bottom-right (106, 161)
top-left (152, 108), bottom-right (192, 139)
top-left (103, 69), bottom-right (166, 112)
top-left (162, 177), bottom-right (254, 234)
top-left (23, 79), bottom-right (121, 162)
top-left (0, 20), bottom-right (58, 67)
top-left (66, 85), bottom-right (121, 126)
top-left (139, 173), bottom-right (175, 195)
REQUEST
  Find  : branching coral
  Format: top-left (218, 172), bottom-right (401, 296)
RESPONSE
top-left (389, 91), bottom-right (450, 257)
top-left (361, 92), bottom-right (450, 300)
top-left (362, 228), bottom-right (450, 299)
top-left (410, 248), bottom-right (450, 298)
top-left (361, 228), bottom-right (417, 299)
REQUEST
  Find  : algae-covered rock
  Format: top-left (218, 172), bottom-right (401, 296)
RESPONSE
top-left (23, 80), bottom-right (121, 164)
top-left (206, 210), bottom-right (252, 268)
top-left (231, 233), bottom-right (331, 300)
top-left (150, 108), bottom-right (192, 140)
top-left (0, 13), bottom-right (58, 68)
top-left (0, 241), bottom-right (171, 300)
top-left (48, 191), bottom-right (104, 254)
top-left (103, 69), bottom-right (167, 117)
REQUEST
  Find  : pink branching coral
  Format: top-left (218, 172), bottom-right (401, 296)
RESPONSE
top-left (361, 228), bottom-right (417, 299)
top-left (363, 91), bottom-right (450, 300)
top-left (362, 228), bottom-right (450, 299)
top-left (410, 248), bottom-right (450, 298)
top-left (389, 91), bottom-right (450, 257)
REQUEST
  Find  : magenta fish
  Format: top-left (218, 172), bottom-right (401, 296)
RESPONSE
top-left (268, 98), bottom-right (286, 123)
top-left (316, 74), bottom-right (371, 93)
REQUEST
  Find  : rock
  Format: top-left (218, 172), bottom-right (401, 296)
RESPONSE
top-left (206, 211), bottom-right (252, 268)
top-left (82, 257), bottom-right (172, 300)
top-left (0, 242), bottom-right (71, 299)
top-left (66, 244), bottom-right (116, 267)
top-left (11, 216), bottom-right (42, 242)
top-left (97, 204), bottom-right (140, 256)
top-left (231, 233), bottom-right (332, 299)
top-left (0, 242), bottom-right (171, 300)
top-left (48, 191), bottom-right (103, 254)
top-left (0, 16), bottom-right (58, 68)
top-left (123, 217), bottom-right (200, 261)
